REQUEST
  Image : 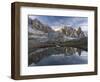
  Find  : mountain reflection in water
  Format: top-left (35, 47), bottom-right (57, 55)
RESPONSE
top-left (28, 47), bottom-right (88, 66)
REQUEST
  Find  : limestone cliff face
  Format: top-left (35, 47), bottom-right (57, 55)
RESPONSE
top-left (31, 18), bottom-right (54, 33)
top-left (61, 26), bottom-right (87, 38)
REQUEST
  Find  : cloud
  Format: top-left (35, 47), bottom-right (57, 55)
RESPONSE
top-left (80, 25), bottom-right (88, 31)
top-left (28, 16), bottom-right (37, 20)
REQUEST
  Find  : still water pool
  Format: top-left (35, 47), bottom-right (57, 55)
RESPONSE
top-left (28, 47), bottom-right (88, 66)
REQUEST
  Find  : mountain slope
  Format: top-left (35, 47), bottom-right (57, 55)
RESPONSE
top-left (29, 18), bottom-right (54, 33)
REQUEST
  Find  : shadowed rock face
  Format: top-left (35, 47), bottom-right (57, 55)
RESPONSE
top-left (30, 18), bottom-right (54, 33)
top-left (61, 26), bottom-right (86, 38)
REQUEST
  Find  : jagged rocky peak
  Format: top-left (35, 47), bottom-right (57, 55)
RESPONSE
top-left (29, 18), bottom-right (54, 33)
top-left (60, 25), bottom-right (86, 38)
top-left (32, 18), bottom-right (42, 25)
top-left (76, 27), bottom-right (85, 38)
top-left (28, 18), bottom-right (42, 25)
top-left (61, 26), bottom-right (76, 36)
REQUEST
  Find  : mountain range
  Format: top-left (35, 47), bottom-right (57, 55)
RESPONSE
top-left (28, 18), bottom-right (88, 50)
top-left (28, 18), bottom-right (87, 38)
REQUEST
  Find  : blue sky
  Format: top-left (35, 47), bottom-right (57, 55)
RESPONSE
top-left (29, 15), bottom-right (88, 31)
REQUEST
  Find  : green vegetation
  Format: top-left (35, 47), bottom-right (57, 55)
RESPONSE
top-left (32, 37), bottom-right (88, 51)
top-left (60, 37), bottom-right (87, 51)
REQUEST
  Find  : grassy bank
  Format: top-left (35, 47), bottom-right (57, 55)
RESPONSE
top-left (31, 37), bottom-right (87, 51)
